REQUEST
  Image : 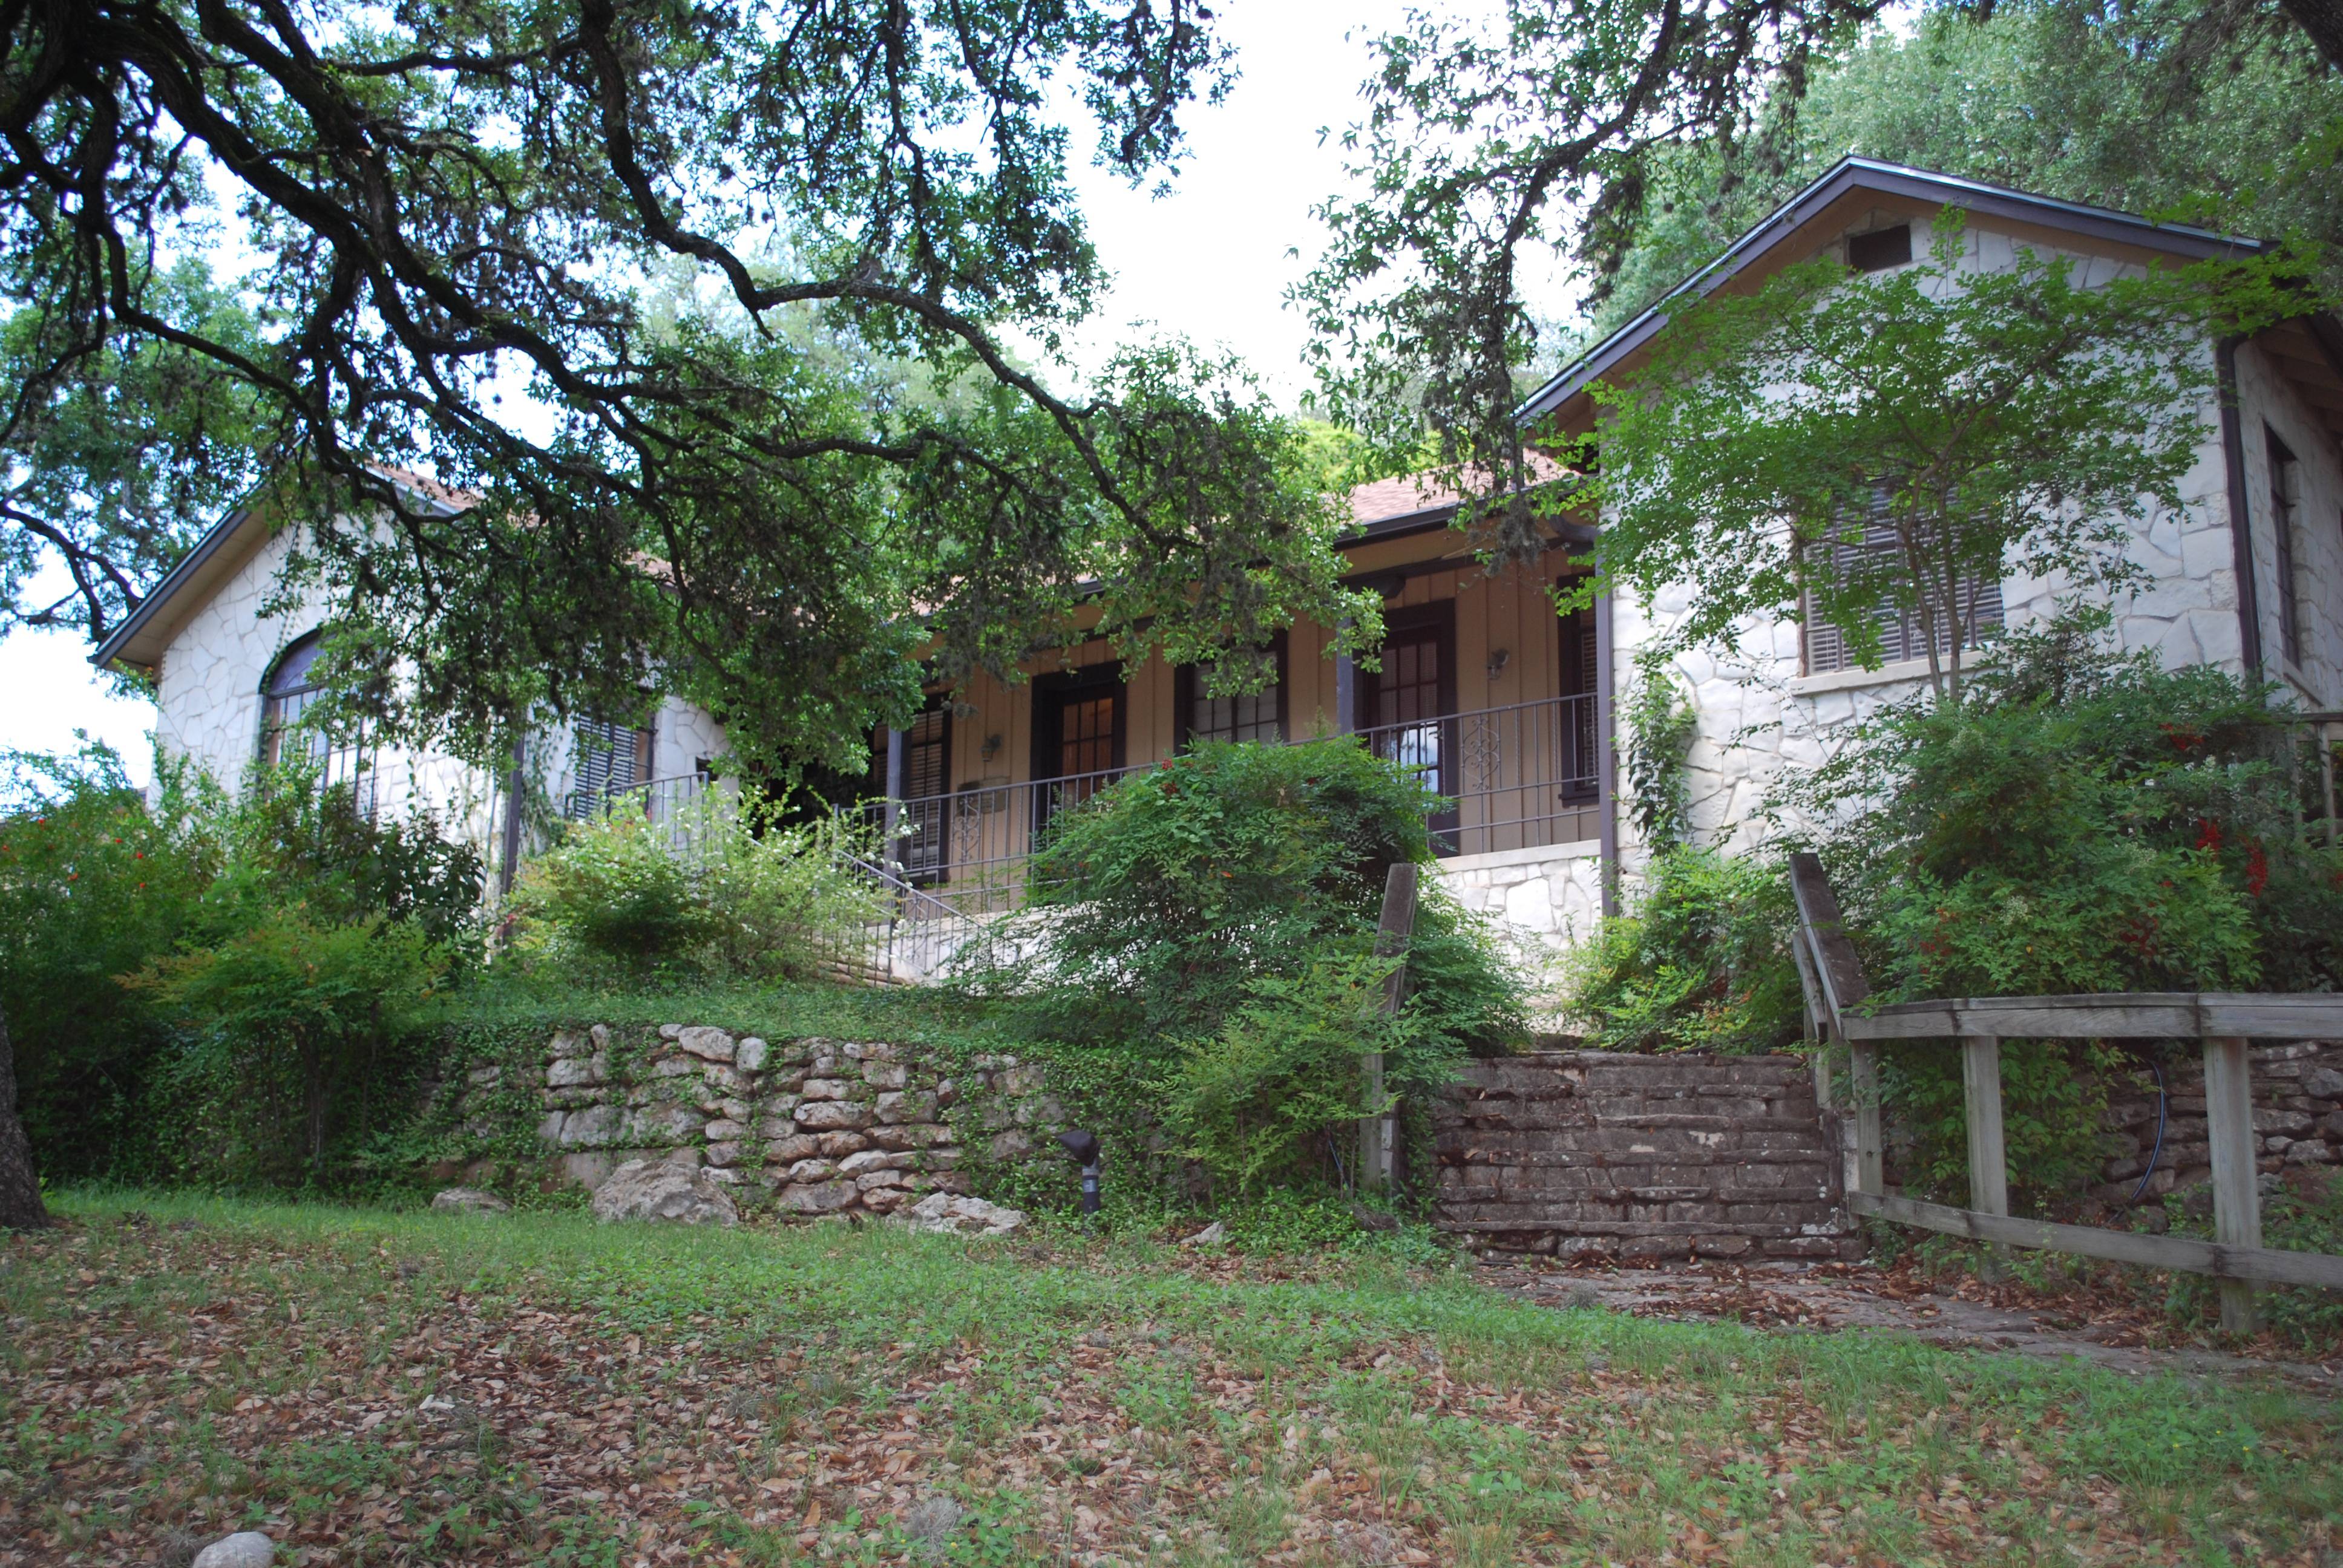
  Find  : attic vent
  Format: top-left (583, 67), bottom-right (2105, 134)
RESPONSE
top-left (1847, 224), bottom-right (1912, 273)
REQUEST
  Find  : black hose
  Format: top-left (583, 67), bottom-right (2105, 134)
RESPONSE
top-left (2128, 1056), bottom-right (2168, 1207)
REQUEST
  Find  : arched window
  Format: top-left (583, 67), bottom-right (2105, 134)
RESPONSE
top-left (260, 631), bottom-right (374, 809)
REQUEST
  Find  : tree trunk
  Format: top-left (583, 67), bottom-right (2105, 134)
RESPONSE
top-left (0, 997), bottom-right (54, 1230)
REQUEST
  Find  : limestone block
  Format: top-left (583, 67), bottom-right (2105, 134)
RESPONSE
top-left (860, 1186), bottom-right (910, 1214)
top-left (801, 1077), bottom-right (856, 1101)
top-left (844, 1041), bottom-right (897, 1060)
top-left (557, 1104), bottom-right (623, 1148)
top-left (856, 1169), bottom-right (909, 1192)
top-left (777, 1180), bottom-right (857, 1215)
top-left (593, 1159), bottom-right (738, 1226)
top-left (1000, 1065), bottom-right (1046, 1096)
top-left (704, 1119), bottom-right (746, 1142)
top-left (701, 1063), bottom-right (748, 1095)
top-left (676, 1027), bottom-right (735, 1062)
top-left (547, 1053), bottom-right (608, 1089)
top-left (734, 1036), bottom-right (770, 1073)
top-left (839, 1149), bottom-right (912, 1176)
top-left (651, 1056), bottom-right (700, 1079)
top-left (718, 1097), bottom-right (752, 1123)
top-left (815, 1130), bottom-right (871, 1157)
top-left (989, 1129), bottom-right (1031, 1160)
top-left (863, 1060), bottom-right (909, 1089)
top-left (877, 1090), bottom-right (939, 1125)
top-left (548, 1030), bottom-right (589, 1059)
top-left (784, 1158), bottom-right (837, 1182)
top-left (796, 1100), bottom-right (872, 1131)
top-left (704, 1141), bottom-right (745, 1169)
top-left (623, 1105), bottom-right (707, 1143)
top-left (761, 1134), bottom-right (821, 1165)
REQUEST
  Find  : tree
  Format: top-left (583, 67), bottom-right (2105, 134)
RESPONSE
top-left (2, 0), bottom-right (1372, 776)
top-left (1587, 0), bottom-right (2343, 339)
top-left (1566, 217), bottom-right (2293, 702)
top-left (1296, 0), bottom-right (2342, 531)
top-left (0, 996), bottom-right (48, 1229)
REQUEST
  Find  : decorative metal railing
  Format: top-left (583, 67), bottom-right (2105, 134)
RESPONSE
top-left (856, 694), bottom-right (1602, 923)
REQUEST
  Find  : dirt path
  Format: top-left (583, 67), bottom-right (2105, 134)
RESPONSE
top-left (1487, 1258), bottom-right (2343, 1393)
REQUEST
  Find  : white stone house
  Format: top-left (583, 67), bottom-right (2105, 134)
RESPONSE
top-left (1515, 158), bottom-right (2343, 892)
top-left (96, 161), bottom-right (2343, 964)
top-left (90, 468), bottom-right (727, 888)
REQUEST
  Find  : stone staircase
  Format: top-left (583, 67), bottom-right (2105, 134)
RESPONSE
top-left (1431, 1051), bottom-right (1862, 1262)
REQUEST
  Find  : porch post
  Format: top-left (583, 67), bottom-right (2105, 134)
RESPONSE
top-left (1593, 579), bottom-right (1619, 917)
top-left (496, 731), bottom-right (528, 900)
top-left (882, 727), bottom-right (906, 869)
top-left (1333, 618), bottom-right (1356, 734)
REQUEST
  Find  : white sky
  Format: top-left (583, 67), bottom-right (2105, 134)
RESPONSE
top-left (0, 0), bottom-right (1489, 782)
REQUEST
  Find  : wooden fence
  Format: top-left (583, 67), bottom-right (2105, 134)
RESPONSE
top-left (1787, 852), bottom-right (2343, 1332)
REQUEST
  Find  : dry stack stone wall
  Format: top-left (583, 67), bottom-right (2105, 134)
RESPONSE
top-left (455, 1024), bottom-right (1064, 1219)
top-left (2087, 1042), bottom-right (2343, 1210)
top-left (1432, 1050), bottom-right (1860, 1261)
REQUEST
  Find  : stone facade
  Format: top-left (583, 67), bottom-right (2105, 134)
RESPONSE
top-left (1438, 843), bottom-right (1606, 946)
top-left (2087, 1042), bottom-right (2343, 1211)
top-left (1431, 1051), bottom-right (1860, 1261)
top-left (447, 1022), bottom-right (1064, 1219)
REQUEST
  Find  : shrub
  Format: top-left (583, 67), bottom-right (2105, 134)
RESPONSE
top-left (0, 743), bottom-right (485, 1187)
top-left (1000, 736), bottom-right (1527, 1056)
top-left (1162, 956), bottom-right (1406, 1196)
top-left (130, 909), bottom-right (451, 1188)
top-left (0, 745), bottom-right (219, 1180)
top-left (1560, 845), bottom-right (1803, 1053)
top-left (505, 794), bottom-right (882, 981)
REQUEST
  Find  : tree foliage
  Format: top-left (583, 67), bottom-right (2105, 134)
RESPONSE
top-left (1, 0), bottom-right (1371, 775)
top-left (1568, 218), bottom-right (2294, 701)
top-left (1299, 0), bottom-right (2341, 525)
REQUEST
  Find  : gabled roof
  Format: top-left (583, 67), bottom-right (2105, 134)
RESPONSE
top-left (91, 465), bottom-right (473, 674)
top-left (1514, 157), bottom-right (2270, 431)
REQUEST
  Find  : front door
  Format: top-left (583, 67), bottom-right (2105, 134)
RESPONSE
top-left (1032, 665), bottom-right (1127, 834)
top-left (1359, 604), bottom-right (1460, 851)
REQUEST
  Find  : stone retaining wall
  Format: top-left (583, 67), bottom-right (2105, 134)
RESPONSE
top-left (448, 1024), bottom-right (1065, 1218)
top-left (1431, 1051), bottom-right (1860, 1261)
top-left (2089, 1042), bottom-right (2343, 1212)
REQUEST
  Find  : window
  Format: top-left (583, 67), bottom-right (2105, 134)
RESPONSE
top-left (1178, 635), bottom-right (1286, 748)
top-left (1557, 598), bottom-right (1599, 799)
top-left (571, 715), bottom-right (654, 818)
top-left (260, 631), bottom-right (374, 810)
top-left (2269, 428), bottom-right (2303, 670)
top-left (891, 700), bottom-right (952, 882)
top-left (1847, 224), bottom-right (1912, 273)
top-left (1358, 603), bottom-right (1461, 849)
top-left (1802, 520), bottom-right (2005, 676)
top-left (1032, 665), bottom-right (1126, 823)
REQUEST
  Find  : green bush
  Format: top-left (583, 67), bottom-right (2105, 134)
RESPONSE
top-left (975, 736), bottom-right (1527, 1200)
top-left (0, 745), bottom-right (219, 1181)
top-left (504, 794), bottom-right (882, 981)
top-left (1003, 736), bottom-right (1527, 1053)
top-left (1163, 956), bottom-right (1403, 1196)
top-left (1560, 845), bottom-right (1803, 1053)
top-left (1, 743), bottom-right (484, 1187)
top-left (130, 909), bottom-right (451, 1188)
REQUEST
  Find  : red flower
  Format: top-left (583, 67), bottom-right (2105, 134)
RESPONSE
top-left (2194, 817), bottom-right (2222, 852)
top-left (2246, 841), bottom-right (2269, 898)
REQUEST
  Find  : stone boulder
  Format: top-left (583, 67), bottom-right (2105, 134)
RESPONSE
top-left (591, 1158), bottom-right (740, 1227)
top-left (191, 1534), bottom-right (275, 1568)
top-left (900, 1192), bottom-right (1027, 1236)
top-left (429, 1187), bottom-right (511, 1215)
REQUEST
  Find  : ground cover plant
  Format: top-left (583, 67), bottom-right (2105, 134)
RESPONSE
top-left (4, 1194), bottom-right (2339, 1567)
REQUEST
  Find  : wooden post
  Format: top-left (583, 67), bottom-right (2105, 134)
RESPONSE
top-left (1962, 1035), bottom-right (2009, 1275)
top-left (1849, 1042), bottom-right (1884, 1199)
top-left (2204, 1034), bottom-right (2263, 1334)
top-left (1360, 863), bottom-right (1419, 1190)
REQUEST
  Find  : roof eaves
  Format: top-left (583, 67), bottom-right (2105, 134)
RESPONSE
top-left (1513, 157), bottom-right (2267, 428)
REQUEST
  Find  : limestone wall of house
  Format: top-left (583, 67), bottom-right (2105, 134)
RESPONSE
top-left (149, 511), bottom-right (730, 840)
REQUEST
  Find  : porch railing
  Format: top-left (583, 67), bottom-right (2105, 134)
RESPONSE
top-left (859, 694), bottom-right (1602, 920)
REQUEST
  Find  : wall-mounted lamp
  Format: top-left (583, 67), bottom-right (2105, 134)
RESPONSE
top-left (1486, 648), bottom-right (1510, 681)
top-left (981, 733), bottom-right (1003, 760)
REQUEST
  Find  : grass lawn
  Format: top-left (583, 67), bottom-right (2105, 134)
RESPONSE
top-left (4, 1195), bottom-right (2339, 1567)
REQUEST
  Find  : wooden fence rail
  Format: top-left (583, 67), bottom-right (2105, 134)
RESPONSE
top-left (1787, 852), bottom-right (2343, 1331)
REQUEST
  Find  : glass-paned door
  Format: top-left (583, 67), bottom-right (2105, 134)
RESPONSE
top-left (1034, 670), bottom-right (1126, 835)
top-left (1360, 610), bottom-right (1460, 850)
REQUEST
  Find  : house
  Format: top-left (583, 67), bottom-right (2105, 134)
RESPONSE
top-left (96, 160), bottom-right (2343, 970)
